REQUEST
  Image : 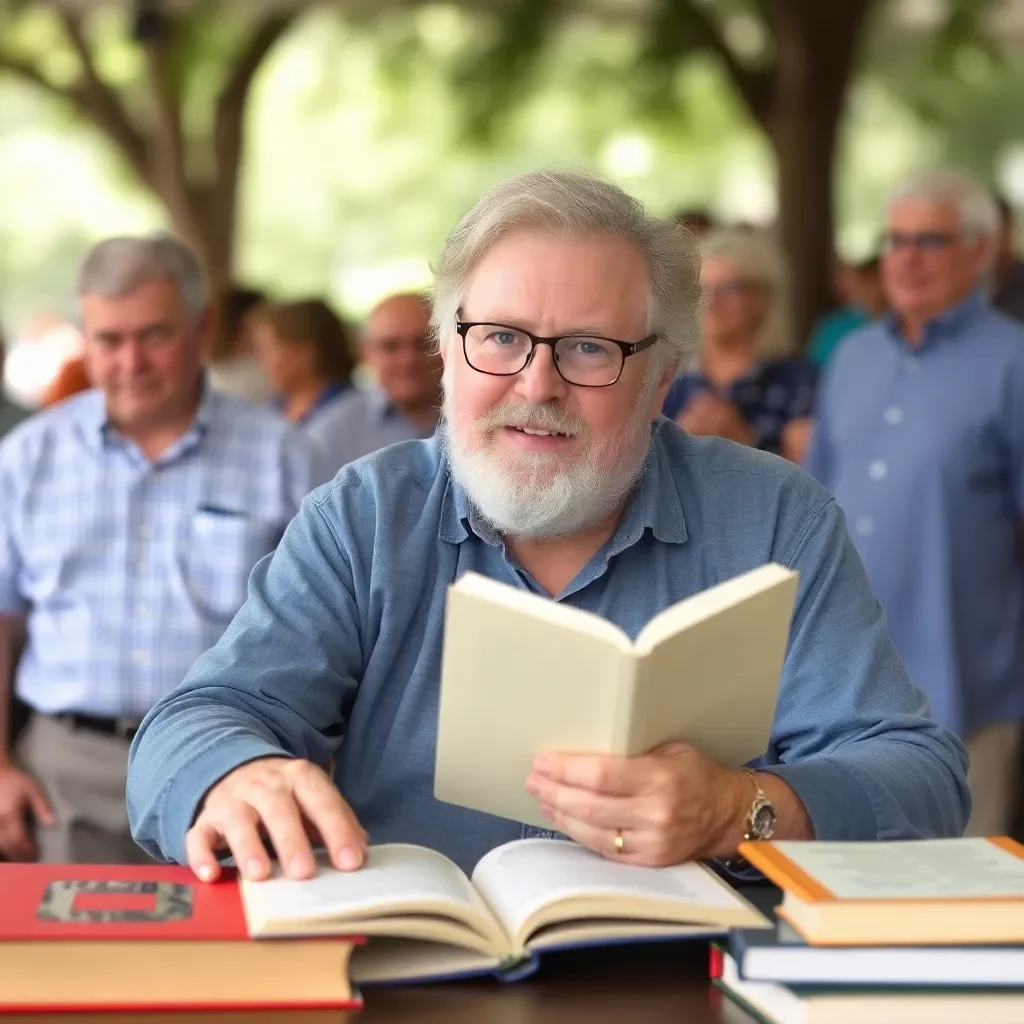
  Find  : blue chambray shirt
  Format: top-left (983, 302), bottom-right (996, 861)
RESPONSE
top-left (0, 386), bottom-right (328, 719)
top-left (128, 420), bottom-right (969, 873)
top-left (807, 291), bottom-right (1024, 737)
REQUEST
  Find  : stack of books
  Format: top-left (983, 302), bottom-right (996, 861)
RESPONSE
top-left (713, 836), bottom-right (1024, 1024)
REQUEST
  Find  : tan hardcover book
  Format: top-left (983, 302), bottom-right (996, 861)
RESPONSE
top-left (240, 838), bottom-right (769, 984)
top-left (738, 836), bottom-right (1024, 946)
top-left (434, 563), bottom-right (799, 828)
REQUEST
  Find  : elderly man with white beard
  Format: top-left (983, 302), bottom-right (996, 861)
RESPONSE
top-left (128, 171), bottom-right (969, 881)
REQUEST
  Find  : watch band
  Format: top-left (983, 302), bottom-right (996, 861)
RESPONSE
top-left (741, 768), bottom-right (776, 842)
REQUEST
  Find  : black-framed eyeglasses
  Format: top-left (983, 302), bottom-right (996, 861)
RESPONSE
top-left (882, 231), bottom-right (959, 253)
top-left (455, 317), bottom-right (658, 388)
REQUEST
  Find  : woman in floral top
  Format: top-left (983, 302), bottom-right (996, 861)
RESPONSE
top-left (663, 228), bottom-right (817, 462)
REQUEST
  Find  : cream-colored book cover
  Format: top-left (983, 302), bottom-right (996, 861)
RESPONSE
top-left (434, 563), bottom-right (798, 828)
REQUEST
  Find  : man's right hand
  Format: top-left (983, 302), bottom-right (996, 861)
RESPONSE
top-left (185, 757), bottom-right (367, 884)
top-left (0, 760), bottom-right (56, 861)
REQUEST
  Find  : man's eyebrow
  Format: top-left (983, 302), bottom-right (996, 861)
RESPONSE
top-left (463, 315), bottom-right (619, 337)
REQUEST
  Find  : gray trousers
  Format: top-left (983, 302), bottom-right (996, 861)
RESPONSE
top-left (15, 713), bottom-right (154, 864)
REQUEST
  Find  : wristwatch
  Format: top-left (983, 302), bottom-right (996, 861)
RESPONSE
top-left (741, 769), bottom-right (777, 842)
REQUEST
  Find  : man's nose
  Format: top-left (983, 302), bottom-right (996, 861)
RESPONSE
top-left (122, 338), bottom-right (148, 375)
top-left (514, 344), bottom-right (570, 404)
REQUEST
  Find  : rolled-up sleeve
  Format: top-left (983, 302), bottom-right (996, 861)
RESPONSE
top-left (127, 486), bottom-right (362, 864)
top-left (759, 495), bottom-right (970, 840)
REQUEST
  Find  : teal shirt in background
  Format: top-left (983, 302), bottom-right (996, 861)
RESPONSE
top-left (807, 306), bottom-right (869, 368)
top-left (128, 420), bottom-right (969, 873)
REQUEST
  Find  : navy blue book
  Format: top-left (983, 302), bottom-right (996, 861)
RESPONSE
top-left (730, 922), bottom-right (1024, 988)
top-left (240, 839), bottom-right (769, 984)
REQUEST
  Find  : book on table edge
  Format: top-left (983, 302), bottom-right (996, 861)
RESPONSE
top-left (735, 836), bottom-right (1024, 946)
top-left (0, 862), bottom-right (362, 1012)
top-left (711, 947), bottom-right (1024, 1024)
top-left (727, 924), bottom-right (1024, 987)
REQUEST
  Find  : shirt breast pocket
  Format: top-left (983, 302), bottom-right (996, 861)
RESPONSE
top-left (182, 510), bottom-right (280, 621)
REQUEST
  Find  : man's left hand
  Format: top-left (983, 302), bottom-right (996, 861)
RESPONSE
top-left (525, 742), bottom-right (748, 867)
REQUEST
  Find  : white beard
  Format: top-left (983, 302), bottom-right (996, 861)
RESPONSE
top-left (440, 365), bottom-right (657, 540)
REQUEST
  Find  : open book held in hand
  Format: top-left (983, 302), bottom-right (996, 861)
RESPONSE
top-left (435, 563), bottom-right (798, 827)
top-left (240, 838), bottom-right (769, 985)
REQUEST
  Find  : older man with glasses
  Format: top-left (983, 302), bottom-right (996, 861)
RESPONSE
top-left (807, 170), bottom-right (1024, 838)
top-left (129, 170), bottom-right (968, 883)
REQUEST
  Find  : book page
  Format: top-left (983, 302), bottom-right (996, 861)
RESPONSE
top-left (470, 839), bottom-right (764, 948)
top-left (773, 839), bottom-right (1024, 900)
top-left (626, 566), bottom-right (796, 767)
top-left (434, 576), bottom-right (635, 828)
top-left (241, 844), bottom-right (500, 942)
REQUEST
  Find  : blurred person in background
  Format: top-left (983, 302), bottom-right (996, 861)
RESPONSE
top-left (807, 171), bottom-right (1024, 837)
top-left (206, 286), bottom-right (273, 404)
top-left (0, 235), bottom-right (326, 864)
top-left (662, 228), bottom-right (816, 463)
top-left (806, 255), bottom-right (887, 369)
top-left (306, 292), bottom-right (441, 472)
top-left (250, 299), bottom-right (355, 430)
top-left (672, 208), bottom-right (715, 239)
top-left (993, 195), bottom-right (1024, 323)
top-left (0, 329), bottom-right (29, 440)
top-left (41, 353), bottom-right (91, 408)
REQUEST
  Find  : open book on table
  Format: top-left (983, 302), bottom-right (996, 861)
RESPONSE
top-left (240, 838), bottom-right (769, 984)
top-left (435, 563), bottom-right (798, 827)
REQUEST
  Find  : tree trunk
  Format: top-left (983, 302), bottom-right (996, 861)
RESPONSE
top-left (762, 0), bottom-right (871, 349)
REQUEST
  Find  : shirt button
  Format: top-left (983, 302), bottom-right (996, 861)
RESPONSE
top-left (136, 604), bottom-right (150, 618)
top-left (132, 651), bottom-right (150, 666)
top-left (905, 359), bottom-right (920, 374)
top-left (855, 516), bottom-right (875, 537)
top-left (868, 460), bottom-right (888, 481)
top-left (138, 525), bottom-right (151, 541)
top-left (884, 406), bottom-right (904, 425)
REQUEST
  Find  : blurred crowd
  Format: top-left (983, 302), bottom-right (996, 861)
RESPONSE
top-left (0, 165), bottom-right (1021, 864)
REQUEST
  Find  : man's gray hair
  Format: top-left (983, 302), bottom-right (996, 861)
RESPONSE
top-left (75, 234), bottom-right (209, 324)
top-left (430, 169), bottom-right (701, 376)
top-left (887, 170), bottom-right (1000, 242)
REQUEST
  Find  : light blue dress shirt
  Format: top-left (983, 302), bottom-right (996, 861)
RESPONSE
top-left (128, 420), bottom-right (969, 873)
top-left (304, 387), bottom-right (437, 473)
top-left (0, 386), bottom-right (328, 719)
top-left (806, 291), bottom-right (1024, 737)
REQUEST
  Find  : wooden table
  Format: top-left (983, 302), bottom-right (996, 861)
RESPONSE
top-left (8, 941), bottom-right (758, 1024)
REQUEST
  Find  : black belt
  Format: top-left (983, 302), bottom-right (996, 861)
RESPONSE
top-left (54, 713), bottom-right (142, 741)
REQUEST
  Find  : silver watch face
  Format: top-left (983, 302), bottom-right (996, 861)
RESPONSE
top-left (752, 801), bottom-right (777, 839)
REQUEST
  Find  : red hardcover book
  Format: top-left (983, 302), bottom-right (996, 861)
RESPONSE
top-left (0, 863), bottom-right (362, 1013)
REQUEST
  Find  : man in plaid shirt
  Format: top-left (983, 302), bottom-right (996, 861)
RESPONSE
top-left (0, 235), bottom-right (326, 863)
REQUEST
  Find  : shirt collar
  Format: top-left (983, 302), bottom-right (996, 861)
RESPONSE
top-left (883, 287), bottom-right (988, 349)
top-left (437, 419), bottom-right (688, 549)
top-left (77, 377), bottom-right (215, 457)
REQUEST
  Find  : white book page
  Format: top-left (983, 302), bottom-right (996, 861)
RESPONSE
top-left (773, 839), bottom-right (1024, 899)
top-left (241, 844), bottom-right (496, 936)
top-left (470, 839), bottom-right (756, 943)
